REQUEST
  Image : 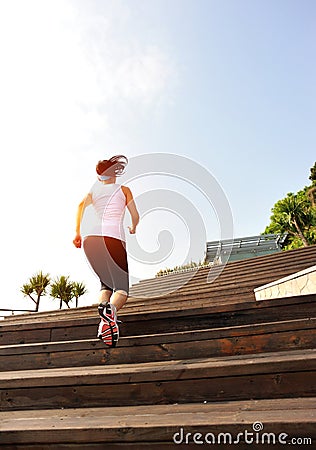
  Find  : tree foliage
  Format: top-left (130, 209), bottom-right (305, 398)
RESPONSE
top-left (156, 258), bottom-right (210, 277)
top-left (20, 271), bottom-right (50, 312)
top-left (50, 276), bottom-right (74, 309)
top-left (308, 161), bottom-right (316, 207)
top-left (264, 162), bottom-right (316, 250)
top-left (21, 272), bottom-right (87, 311)
top-left (72, 282), bottom-right (88, 308)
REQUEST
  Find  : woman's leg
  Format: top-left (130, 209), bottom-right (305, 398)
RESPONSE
top-left (103, 237), bottom-right (129, 312)
top-left (83, 236), bottom-right (115, 298)
top-left (110, 290), bottom-right (128, 311)
top-left (83, 236), bottom-right (123, 347)
top-left (99, 285), bottom-right (112, 304)
top-left (83, 235), bottom-right (129, 312)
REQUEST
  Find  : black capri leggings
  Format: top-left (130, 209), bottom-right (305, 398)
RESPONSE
top-left (83, 236), bottom-right (129, 295)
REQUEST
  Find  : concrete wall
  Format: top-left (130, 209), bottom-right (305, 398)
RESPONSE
top-left (254, 265), bottom-right (316, 301)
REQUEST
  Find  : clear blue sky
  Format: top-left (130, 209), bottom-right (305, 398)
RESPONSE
top-left (122, 0), bottom-right (316, 234)
top-left (0, 0), bottom-right (315, 313)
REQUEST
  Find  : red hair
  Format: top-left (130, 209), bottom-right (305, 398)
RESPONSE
top-left (96, 155), bottom-right (128, 177)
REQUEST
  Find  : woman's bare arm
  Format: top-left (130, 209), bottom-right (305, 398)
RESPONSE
top-left (122, 186), bottom-right (140, 234)
top-left (73, 194), bottom-right (92, 247)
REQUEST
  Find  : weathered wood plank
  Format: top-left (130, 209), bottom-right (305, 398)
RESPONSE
top-left (120, 301), bottom-right (316, 337)
top-left (129, 261), bottom-right (316, 299)
top-left (0, 350), bottom-right (315, 410)
top-left (0, 399), bottom-right (315, 445)
top-left (1, 295), bottom-right (315, 346)
top-left (1, 294), bottom-right (314, 330)
top-left (128, 253), bottom-right (316, 296)
top-left (2, 397), bottom-right (316, 418)
top-left (2, 317), bottom-right (315, 354)
top-left (0, 318), bottom-right (315, 371)
top-left (0, 328), bottom-right (51, 346)
top-left (2, 371), bottom-right (314, 411)
top-left (1, 349), bottom-right (314, 387)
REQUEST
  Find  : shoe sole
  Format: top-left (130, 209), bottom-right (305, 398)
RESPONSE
top-left (97, 303), bottom-right (119, 348)
top-left (97, 320), bottom-right (119, 347)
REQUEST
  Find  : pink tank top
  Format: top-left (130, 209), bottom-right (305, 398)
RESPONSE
top-left (86, 182), bottom-right (126, 241)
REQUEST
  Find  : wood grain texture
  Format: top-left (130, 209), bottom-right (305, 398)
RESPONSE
top-left (0, 399), bottom-right (315, 445)
top-left (0, 318), bottom-right (315, 371)
top-left (0, 246), bottom-right (315, 447)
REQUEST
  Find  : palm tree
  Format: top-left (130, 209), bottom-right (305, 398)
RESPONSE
top-left (265, 164), bottom-right (316, 249)
top-left (308, 187), bottom-right (316, 208)
top-left (271, 194), bottom-right (310, 247)
top-left (50, 276), bottom-right (74, 309)
top-left (72, 282), bottom-right (87, 307)
top-left (21, 271), bottom-right (50, 312)
top-left (308, 162), bottom-right (316, 208)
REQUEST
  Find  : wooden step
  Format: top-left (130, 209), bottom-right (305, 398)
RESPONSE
top-left (128, 247), bottom-right (316, 295)
top-left (0, 318), bottom-right (315, 371)
top-left (0, 294), bottom-right (314, 345)
top-left (129, 258), bottom-right (316, 298)
top-left (3, 245), bottom-right (316, 324)
top-left (127, 261), bottom-right (316, 304)
top-left (126, 263), bottom-right (316, 306)
top-left (3, 255), bottom-right (315, 326)
top-left (130, 244), bottom-right (316, 286)
top-left (0, 398), bottom-right (315, 448)
top-left (0, 349), bottom-right (315, 411)
top-left (3, 293), bottom-right (316, 328)
top-left (4, 259), bottom-right (316, 323)
top-left (2, 246), bottom-right (314, 449)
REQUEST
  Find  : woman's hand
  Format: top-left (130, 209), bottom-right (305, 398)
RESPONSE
top-left (128, 226), bottom-right (137, 234)
top-left (73, 234), bottom-right (82, 248)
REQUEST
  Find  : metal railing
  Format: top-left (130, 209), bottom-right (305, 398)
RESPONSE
top-left (206, 233), bottom-right (289, 263)
top-left (0, 308), bottom-right (36, 318)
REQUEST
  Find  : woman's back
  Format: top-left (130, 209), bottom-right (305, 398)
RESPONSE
top-left (89, 182), bottom-right (126, 241)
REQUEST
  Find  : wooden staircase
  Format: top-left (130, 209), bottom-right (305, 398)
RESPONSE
top-left (0, 246), bottom-right (315, 448)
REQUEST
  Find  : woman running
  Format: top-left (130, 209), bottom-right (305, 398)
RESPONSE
top-left (73, 155), bottom-right (139, 347)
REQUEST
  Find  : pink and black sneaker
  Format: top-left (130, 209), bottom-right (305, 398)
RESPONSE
top-left (97, 302), bottom-right (119, 347)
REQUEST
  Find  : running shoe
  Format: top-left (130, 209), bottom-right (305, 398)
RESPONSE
top-left (97, 302), bottom-right (119, 347)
